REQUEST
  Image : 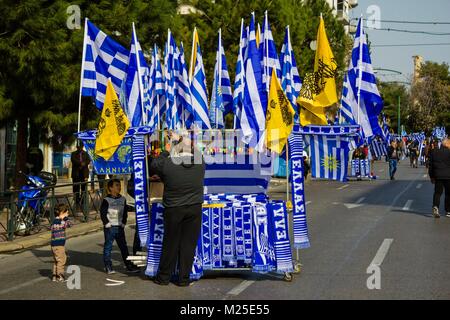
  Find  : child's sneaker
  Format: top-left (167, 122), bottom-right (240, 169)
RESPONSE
top-left (105, 267), bottom-right (116, 275)
top-left (446, 212), bottom-right (450, 218)
top-left (52, 275), bottom-right (57, 282)
top-left (432, 206), bottom-right (440, 218)
top-left (56, 274), bottom-right (67, 282)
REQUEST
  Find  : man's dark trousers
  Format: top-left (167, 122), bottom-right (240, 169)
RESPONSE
top-left (433, 179), bottom-right (450, 212)
top-left (157, 204), bottom-right (202, 284)
top-left (73, 172), bottom-right (86, 207)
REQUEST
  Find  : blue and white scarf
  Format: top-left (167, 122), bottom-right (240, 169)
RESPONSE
top-left (233, 205), bottom-right (246, 261)
top-left (242, 205), bottom-right (253, 264)
top-left (211, 207), bottom-right (223, 268)
top-left (191, 237), bottom-right (203, 280)
top-left (288, 133), bottom-right (311, 249)
top-left (268, 201), bottom-right (294, 273)
top-left (222, 206), bottom-right (234, 261)
top-left (201, 207), bottom-right (212, 270)
top-left (132, 135), bottom-right (150, 247)
top-left (252, 204), bottom-right (273, 273)
top-left (145, 203), bottom-right (164, 277)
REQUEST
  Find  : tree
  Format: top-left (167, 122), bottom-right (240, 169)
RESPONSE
top-left (408, 61), bottom-right (450, 133)
top-left (378, 81), bottom-right (409, 133)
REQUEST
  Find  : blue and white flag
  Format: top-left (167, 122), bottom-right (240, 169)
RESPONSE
top-left (241, 13), bottom-right (268, 149)
top-left (280, 26), bottom-right (302, 112)
top-left (432, 126), bottom-right (447, 140)
top-left (176, 43), bottom-right (194, 128)
top-left (164, 30), bottom-right (179, 130)
top-left (370, 137), bottom-right (387, 158)
top-left (304, 135), bottom-right (350, 182)
top-left (125, 23), bottom-right (150, 127)
top-left (81, 19), bottom-right (129, 110)
top-left (189, 28), bottom-right (211, 129)
top-left (261, 11), bottom-right (282, 94)
top-left (210, 29), bottom-right (233, 129)
top-left (147, 44), bottom-right (166, 131)
top-left (381, 113), bottom-right (391, 145)
top-left (339, 18), bottom-right (383, 138)
top-left (233, 19), bottom-right (247, 129)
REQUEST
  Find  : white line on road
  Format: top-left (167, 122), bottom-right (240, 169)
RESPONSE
top-left (306, 201), bottom-right (312, 205)
top-left (370, 239), bottom-right (394, 266)
top-left (337, 184), bottom-right (349, 190)
top-left (0, 277), bottom-right (47, 296)
top-left (416, 183), bottom-right (422, 189)
top-left (226, 280), bottom-right (255, 296)
top-left (356, 197), bottom-right (365, 204)
top-left (402, 200), bottom-right (413, 211)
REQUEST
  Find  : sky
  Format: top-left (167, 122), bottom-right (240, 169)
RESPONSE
top-left (350, 0), bottom-right (450, 84)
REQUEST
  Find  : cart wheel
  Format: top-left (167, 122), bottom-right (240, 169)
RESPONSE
top-left (283, 272), bottom-right (293, 282)
top-left (293, 263), bottom-right (302, 274)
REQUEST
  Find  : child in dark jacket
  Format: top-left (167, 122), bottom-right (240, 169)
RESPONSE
top-left (100, 179), bottom-right (139, 274)
top-left (51, 204), bottom-right (71, 282)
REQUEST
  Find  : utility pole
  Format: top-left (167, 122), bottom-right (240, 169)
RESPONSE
top-left (397, 95), bottom-right (401, 135)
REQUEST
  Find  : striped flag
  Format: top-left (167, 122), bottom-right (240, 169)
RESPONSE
top-left (381, 113), bottom-right (391, 145)
top-left (81, 20), bottom-right (129, 110)
top-left (210, 29), bottom-right (233, 129)
top-left (189, 28), bottom-right (211, 129)
top-left (232, 19), bottom-right (247, 129)
top-left (369, 137), bottom-right (387, 158)
top-left (339, 18), bottom-right (383, 139)
top-left (304, 135), bottom-right (350, 182)
top-left (241, 13), bottom-right (268, 149)
top-left (125, 23), bottom-right (150, 127)
top-left (164, 30), bottom-right (179, 130)
top-left (147, 44), bottom-right (166, 131)
top-left (261, 11), bottom-right (282, 94)
top-left (280, 26), bottom-right (302, 111)
top-left (175, 43), bottom-right (194, 128)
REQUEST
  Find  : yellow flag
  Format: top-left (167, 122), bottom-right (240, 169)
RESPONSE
top-left (189, 28), bottom-right (199, 81)
top-left (95, 79), bottom-right (130, 161)
top-left (299, 104), bottom-right (328, 126)
top-left (297, 16), bottom-right (338, 113)
top-left (256, 23), bottom-right (261, 48)
top-left (266, 69), bottom-right (296, 154)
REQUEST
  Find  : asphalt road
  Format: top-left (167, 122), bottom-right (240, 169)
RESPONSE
top-left (0, 160), bottom-right (449, 300)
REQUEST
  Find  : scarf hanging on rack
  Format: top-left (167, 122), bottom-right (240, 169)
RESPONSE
top-left (252, 204), bottom-right (272, 273)
top-left (201, 207), bottom-right (212, 270)
top-left (269, 201), bottom-right (294, 273)
top-left (132, 135), bottom-right (150, 247)
top-left (145, 203), bottom-right (164, 277)
top-left (211, 207), bottom-right (223, 268)
top-left (288, 132), bottom-right (311, 249)
top-left (222, 206), bottom-right (234, 261)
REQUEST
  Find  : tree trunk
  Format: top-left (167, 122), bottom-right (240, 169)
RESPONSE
top-left (14, 115), bottom-right (28, 188)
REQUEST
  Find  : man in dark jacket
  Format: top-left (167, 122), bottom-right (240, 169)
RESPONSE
top-left (387, 140), bottom-right (399, 180)
top-left (428, 138), bottom-right (450, 218)
top-left (71, 143), bottom-right (91, 208)
top-left (150, 132), bottom-right (205, 286)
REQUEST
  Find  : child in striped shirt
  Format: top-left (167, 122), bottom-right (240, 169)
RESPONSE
top-left (51, 204), bottom-right (71, 282)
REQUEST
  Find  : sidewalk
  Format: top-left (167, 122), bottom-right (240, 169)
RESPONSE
top-left (0, 213), bottom-right (135, 254)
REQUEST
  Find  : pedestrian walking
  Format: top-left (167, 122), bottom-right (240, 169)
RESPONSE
top-left (51, 204), bottom-right (71, 282)
top-left (428, 138), bottom-right (450, 218)
top-left (71, 143), bottom-right (90, 209)
top-left (101, 179), bottom-right (139, 274)
top-left (408, 140), bottom-right (419, 168)
top-left (150, 131), bottom-right (205, 287)
top-left (387, 140), bottom-right (399, 180)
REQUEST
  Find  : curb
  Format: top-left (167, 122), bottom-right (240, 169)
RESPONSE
top-left (0, 214), bottom-right (136, 254)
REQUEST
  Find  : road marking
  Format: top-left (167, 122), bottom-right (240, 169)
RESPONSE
top-left (343, 197), bottom-right (365, 209)
top-left (226, 280), bottom-right (255, 296)
top-left (105, 278), bottom-right (125, 286)
top-left (306, 201), bottom-right (312, 205)
top-left (0, 277), bottom-right (47, 296)
top-left (416, 183), bottom-right (422, 189)
top-left (337, 184), bottom-right (349, 190)
top-left (402, 200), bottom-right (413, 211)
top-left (370, 239), bottom-right (394, 266)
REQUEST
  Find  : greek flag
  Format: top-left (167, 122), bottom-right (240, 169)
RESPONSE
top-left (124, 24), bottom-right (149, 127)
top-left (370, 137), bottom-right (387, 158)
top-left (176, 43), bottom-right (194, 128)
top-left (339, 18), bottom-right (383, 138)
top-left (241, 13), bottom-right (268, 149)
top-left (280, 26), bottom-right (302, 110)
top-left (190, 29), bottom-right (211, 129)
top-left (304, 135), bottom-right (350, 182)
top-left (432, 126), bottom-right (446, 140)
top-left (164, 30), bottom-right (179, 130)
top-left (81, 20), bottom-right (129, 110)
top-left (233, 19), bottom-right (247, 129)
top-left (210, 29), bottom-right (233, 129)
top-left (381, 114), bottom-right (391, 144)
top-left (147, 44), bottom-right (166, 131)
top-left (261, 11), bottom-right (282, 94)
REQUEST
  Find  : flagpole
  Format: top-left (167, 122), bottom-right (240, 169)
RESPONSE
top-left (217, 28), bottom-right (221, 130)
top-left (357, 16), bottom-right (363, 126)
top-left (77, 18), bottom-right (89, 133)
top-left (189, 29), bottom-right (197, 129)
top-left (132, 22), bottom-right (147, 126)
top-left (234, 18), bottom-right (244, 130)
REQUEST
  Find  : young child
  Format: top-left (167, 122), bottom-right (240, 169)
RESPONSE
top-left (100, 179), bottom-right (139, 274)
top-left (51, 204), bottom-right (71, 282)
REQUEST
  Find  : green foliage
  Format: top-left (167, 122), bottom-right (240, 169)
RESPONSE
top-left (378, 82), bottom-right (409, 132)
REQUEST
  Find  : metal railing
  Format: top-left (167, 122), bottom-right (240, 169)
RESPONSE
top-left (0, 179), bottom-right (112, 242)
